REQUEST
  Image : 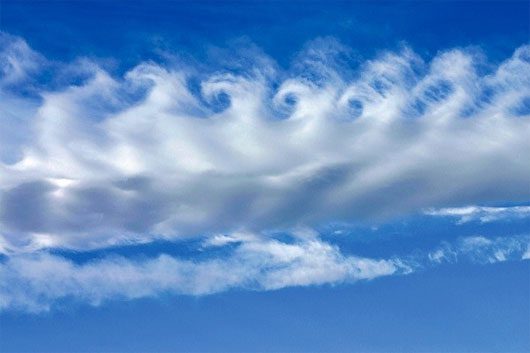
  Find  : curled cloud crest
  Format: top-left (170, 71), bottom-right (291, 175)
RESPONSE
top-left (0, 34), bottom-right (530, 253)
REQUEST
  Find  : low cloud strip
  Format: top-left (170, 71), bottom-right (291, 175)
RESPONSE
top-left (1, 233), bottom-right (528, 312)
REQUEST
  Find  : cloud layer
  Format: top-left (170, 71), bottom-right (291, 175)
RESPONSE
top-left (1, 34), bottom-right (529, 252)
top-left (2, 231), bottom-right (528, 312)
top-left (1, 33), bottom-right (530, 312)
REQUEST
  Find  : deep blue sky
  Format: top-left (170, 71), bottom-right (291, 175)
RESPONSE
top-left (2, 1), bottom-right (529, 68)
top-left (1, 1), bottom-right (529, 352)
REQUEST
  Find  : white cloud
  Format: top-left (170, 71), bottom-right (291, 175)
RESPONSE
top-left (0, 235), bottom-right (403, 312)
top-left (523, 246), bottom-right (530, 260)
top-left (1, 34), bottom-right (530, 253)
top-left (427, 235), bottom-right (530, 265)
top-left (1, 32), bottom-right (529, 315)
top-left (425, 205), bottom-right (530, 224)
top-left (1, 232), bottom-right (528, 313)
top-left (0, 33), bottom-right (44, 87)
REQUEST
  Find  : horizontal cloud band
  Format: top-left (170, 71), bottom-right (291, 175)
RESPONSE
top-left (1, 232), bottom-right (528, 313)
top-left (1, 33), bottom-right (530, 252)
top-left (425, 205), bottom-right (530, 223)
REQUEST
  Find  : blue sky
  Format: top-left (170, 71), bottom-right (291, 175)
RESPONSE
top-left (0, 1), bottom-right (529, 352)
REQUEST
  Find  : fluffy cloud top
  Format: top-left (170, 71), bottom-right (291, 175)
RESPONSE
top-left (1, 34), bottom-right (529, 252)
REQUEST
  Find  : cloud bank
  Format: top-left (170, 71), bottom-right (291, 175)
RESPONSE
top-left (1, 34), bottom-right (529, 252)
top-left (1, 33), bottom-right (530, 312)
top-left (2, 232), bottom-right (528, 312)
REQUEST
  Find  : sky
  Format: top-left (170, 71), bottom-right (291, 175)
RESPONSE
top-left (0, 1), bottom-right (529, 352)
